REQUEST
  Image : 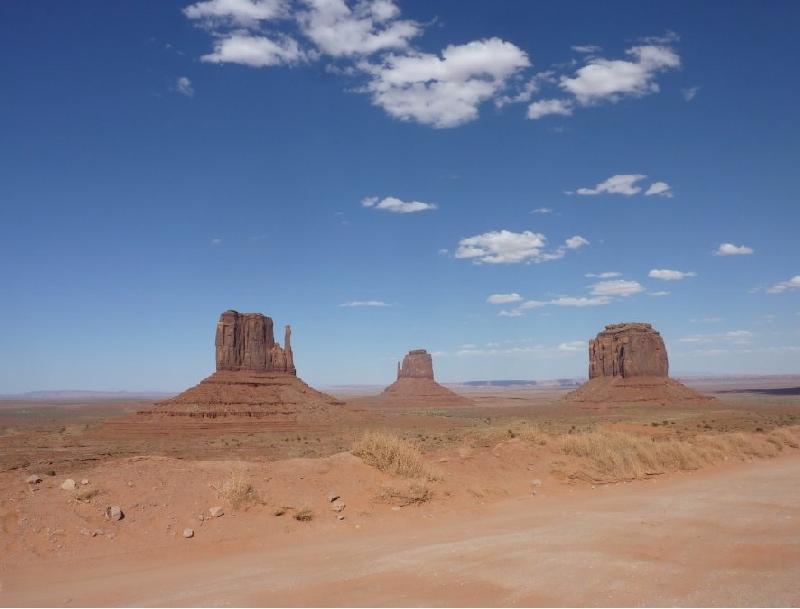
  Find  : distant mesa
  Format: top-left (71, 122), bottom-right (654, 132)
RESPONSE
top-left (146, 310), bottom-right (344, 420)
top-left (563, 322), bottom-right (715, 408)
top-left (351, 349), bottom-right (473, 408)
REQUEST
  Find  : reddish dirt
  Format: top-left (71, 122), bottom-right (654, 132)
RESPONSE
top-left (2, 381), bottom-right (800, 606)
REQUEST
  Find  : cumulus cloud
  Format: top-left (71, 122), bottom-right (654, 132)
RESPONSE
top-left (455, 230), bottom-right (546, 264)
top-left (339, 300), bottom-right (389, 307)
top-left (184, 0), bottom-right (289, 27)
top-left (186, 3), bottom-right (682, 128)
top-left (649, 269), bottom-right (697, 280)
top-left (565, 235), bottom-right (590, 249)
top-left (589, 279), bottom-right (645, 297)
top-left (359, 37), bottom-right (530, 128)
top-left (575, 174), bottom-right (646, 195)
top-left (527, 98), bottom-right (574, 120)
top-left (361, 195), bottom-right (437, 213)
top-left (714, 243), bottom-right (754, 256)
top-left (559, 43), bottom-right (680, 105)
top-left (487, 293), bottom-right (523, 305)
top-left (455, 230), bottom-right (587, 265)
top-left (175, 76), bottom-right (195, 97)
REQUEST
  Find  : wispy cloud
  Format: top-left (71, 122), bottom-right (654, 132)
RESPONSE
top-left (586, 271), bottom-right (621, 278)
top-left (498, 309), bottom-right (524, 317)
top-left (766, 275), bottom-right (800, 294)
top-left (361, 196), bottom-right (437, 213)
top-left (531, 206), bottom-right (553, 214)
top-left (487, 293), bottom-right (523, 305)
top-left (589, 279), bottom-right (645, 297)
top-left (677, 330), bottom-right (758, 344)
top-left (558, 340), bottom-right (586, 352)
top-left (569, 174), bottom-right (671, 197)
top-left (649, 269), bottom-right (697, 280)
top-left (175, 76), bottom-right (195, 97)
top-left (339, 300), bottom-right (390, 307)
top-left (682, 86), bottom-right (699, 101)
top-left (714, 242), bottom-right (753, 256)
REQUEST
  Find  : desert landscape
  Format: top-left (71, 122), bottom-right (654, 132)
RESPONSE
top-left (2, 313), bottom-right (799, 607)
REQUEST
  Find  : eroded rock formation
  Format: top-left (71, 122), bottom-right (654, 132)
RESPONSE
top-left (563, 322), bottom-right (715, 409)
top-left (397, 349), bottom-right (435, 379)
top-left (352, 349), bottom-right (472, 408)
top-left (215, 310), bottom-right (295, 375)
top-left (588, 322), bottom-right (668, 379)
top-left (147, 310), bottom-right (343, 420)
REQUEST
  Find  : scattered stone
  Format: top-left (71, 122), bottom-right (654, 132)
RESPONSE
top-left (61, 479), bottom-right (77, 491)
top-left (197, 515), bottom-right (205, 522)
top-left (105, 506), bottom-right (124, 521)
top-left (209, 506), bottom-right (224, 517)
top-left (81, 479), bottom-right (89, 485)
top-left (106, 533), bottom-right (116, 540)
top-left (26, 474), bottom-right (42, 485)
top-left (183, 528), bottom-right (194, 538)
top-left (337, 514), bottom-right (345, 521)
top-left (93, 529), bottom-right (104, 537)
top-left (532, 479), bottom-right (542, 487)
top-left (327, 491), bottom-right (340, 502)
top-left (332, 501), bottom-right (345, 512)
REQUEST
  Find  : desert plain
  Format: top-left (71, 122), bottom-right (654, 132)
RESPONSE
top-left (2, 376), bottom-right (800, 607)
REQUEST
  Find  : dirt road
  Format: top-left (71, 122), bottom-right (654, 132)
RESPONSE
top-left (3, 455), bottom-right (800, 607)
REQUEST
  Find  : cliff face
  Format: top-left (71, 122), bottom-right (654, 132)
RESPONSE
top-left (588, 322), bottom-right (668, 379)
top-left (215, 310), bottom-right (295, 375)
top-left (397, 349), bottom-right (435, 380)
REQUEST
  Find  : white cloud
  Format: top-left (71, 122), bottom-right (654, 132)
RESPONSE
top-left (360, 37), bottom-right (530, 128)
top-left (645, 181), bottom-right (672, 197)
top-left (200, 33), bottom-right (307, 66)
top-left (565, 235), bottom-right (590, 249)
top-left (690, 317), bottom-right (723, 323)
top-left (531, 206), bottom-right (553, 214)
top-left (585, 271), bottom-right (621, 278)
top-left (498, 309), bottom-right (524, 317)
top-left (767, 275), bottom-right (800, 294)
top-left (589, 279), bottom-right (645, 297)
top-left (649, 291), bottom-right (670, 296)
top-left (678, 330), bottom-right (757, 344)
top-left (649, 269), bottom-right (697, 281)
top-left (575, 174), bottom-right (647, 195)
top-left (526, 98), bottom-right (573, 120)
top-left (184, 0), bottom-right (288, 27)
top-left (714, 242), bottom-right (754, 256)
top-left (175, 76), bottom-right (195, 97)
top-left (297, 0), bottom-right (421, 57)
top-left (211, 238), bottom-right (222, 245)
top-left (551, 296), bottom-right (613, 306)
top-left (572, 45), bottom-right (602, 54)
top-left (682, 86), bottom-right (699, 101)
top-left (558, 341), bottom-right (586, 352)
top-left (455, 230), bottom-right (546, 264)
top-left (559, 43), bottom-right (680, 105)
top-left (487, 293), bottom-right (523, 305)
top-left (339, 300), bottom-right (389, 307)
top-left (361, 195), bottom-right (437, 213)
top-left (520, 300), bottom-right (547, 309)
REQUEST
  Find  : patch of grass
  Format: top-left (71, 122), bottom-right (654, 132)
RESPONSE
top-left (294, 504), bottom-right (314, 521)
top-left (377, 480), bottom-right (433, 506)
top-left (352, 430), bottom-right (441, 481)
top-left (217, 472), bottom-right (260, 509)
top-left (74, 487), bottom-right (102, 503)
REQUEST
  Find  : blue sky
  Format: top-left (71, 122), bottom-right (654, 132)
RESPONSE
top-left (2, 0), bottom-right (799, 393)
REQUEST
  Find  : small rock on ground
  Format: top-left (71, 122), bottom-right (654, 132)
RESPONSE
top-left (61, 479), bottom-right (77, 491)
top-left (183, 528), bottom-right (194, 538)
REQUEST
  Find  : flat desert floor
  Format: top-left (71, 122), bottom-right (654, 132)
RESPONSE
top-left (1, 375), bottom-right (800, 607)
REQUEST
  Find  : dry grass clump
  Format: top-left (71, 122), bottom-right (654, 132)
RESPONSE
top-left (218, 472), bottom-right (260, 509)
top-left (352, 430), bottom-right (441, 481)
top-left (377, 480), bottom-right (433, 506)
top-left (293, 504), bottom-right (315, 521)
top-left (466, 424), bottom-right (548, 448)
top-left (557, 427), bottom-right (800, 483)
top-left (74, 487), bottom-right (102, 503)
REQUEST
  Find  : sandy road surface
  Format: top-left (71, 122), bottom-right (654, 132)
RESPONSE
top-left (4, 456), bottom-right (800, 607)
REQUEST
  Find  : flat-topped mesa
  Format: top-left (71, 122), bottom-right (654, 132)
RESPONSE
top-left (589, 322), bottom-right (668, 380)
top-left (215, 310), bottom-right (295, 375)
top-left (397, 349), bottom-right (434, 380)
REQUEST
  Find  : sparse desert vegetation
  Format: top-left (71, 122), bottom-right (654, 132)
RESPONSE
top-left (351, 429), bottom-right (443, 481)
